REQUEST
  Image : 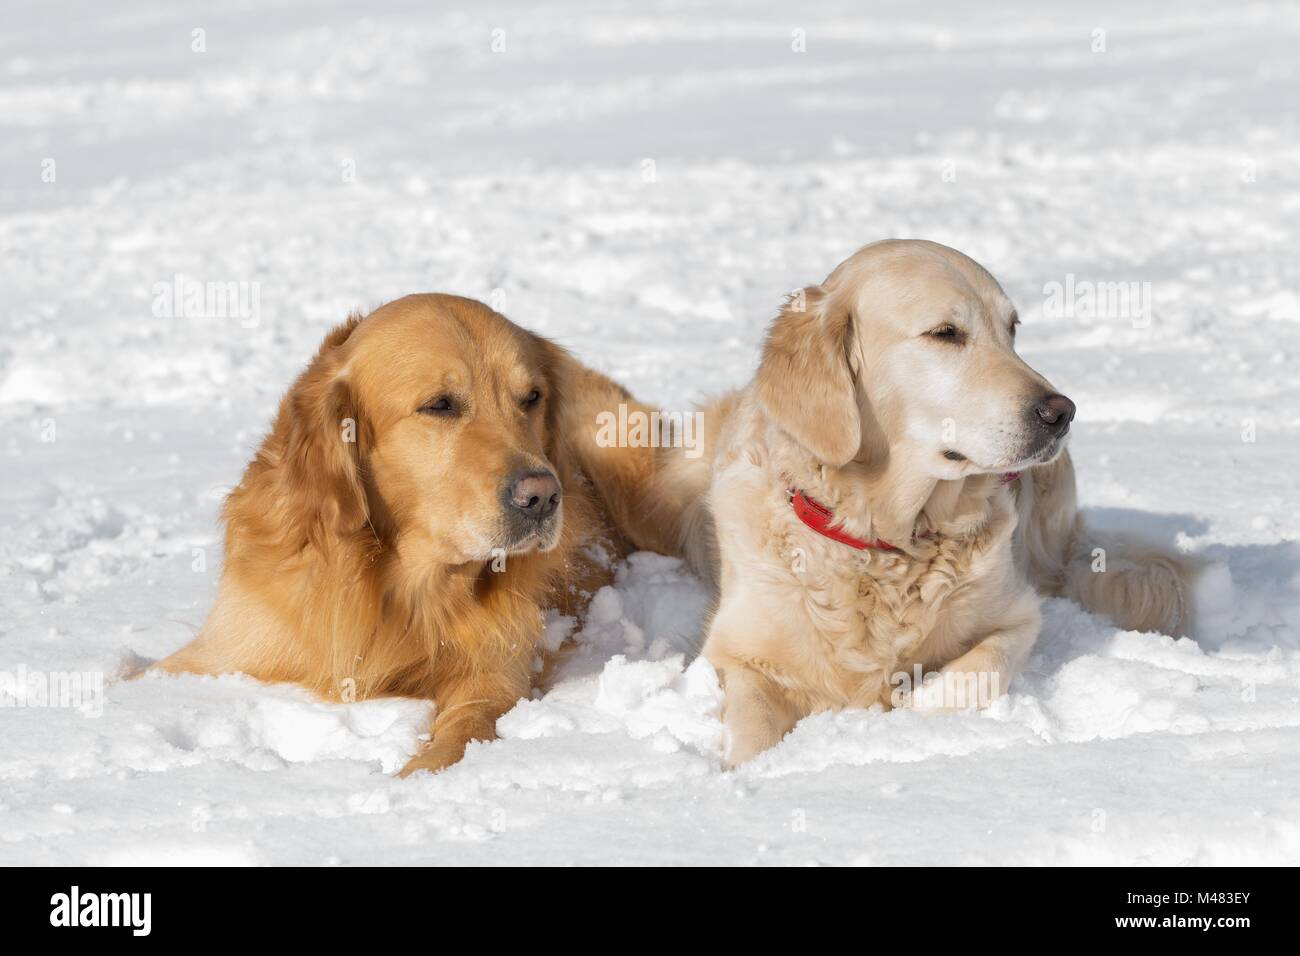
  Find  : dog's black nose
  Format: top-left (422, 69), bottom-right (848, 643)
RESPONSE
top-left (506, 471), bottom-right (561, 520)
top-left (1034, 394), bottom-right (1076, 431)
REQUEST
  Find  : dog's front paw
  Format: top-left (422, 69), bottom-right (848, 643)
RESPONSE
top-left (398, 738), bottom-right (467, 778)
top-left (724, 734), bottom-right (766, 770)
top-left (907, 682), bottom-right (961, 714)
top-left (900, 670), bottom-right (998, 714)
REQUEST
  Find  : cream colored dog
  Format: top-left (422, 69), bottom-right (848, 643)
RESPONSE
top-left (624, 240), bottom-right (1197, 766)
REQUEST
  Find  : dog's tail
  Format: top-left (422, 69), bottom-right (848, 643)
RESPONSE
top-left (1019, 452), bottom-right (1201, 637)
top-left (1059, 531), bottom-right (1200, 637)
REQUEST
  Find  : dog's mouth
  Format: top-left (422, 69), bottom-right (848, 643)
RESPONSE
top-left (944, 428), bottom-right (1068, 475)
top-left (500, 512), bottom-right (563, 554)
top-left (1001, 429), bottom-right (1069, 471)
top-left (1026, 428), bottom-right (1068, 464)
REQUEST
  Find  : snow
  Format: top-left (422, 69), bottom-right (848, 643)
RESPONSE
top-left (2, 0), bottom-right (1299, 865)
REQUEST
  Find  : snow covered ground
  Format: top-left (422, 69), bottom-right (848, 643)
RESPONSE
top-left (2, 0), bottom-right (1300, 865)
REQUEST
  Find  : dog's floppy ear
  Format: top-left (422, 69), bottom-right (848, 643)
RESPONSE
top-left (533, 334), bottom-right (573, 466)
top-left (274, 313), bottom-right (370, 542)
top-left (756, 285), bottom-right (861, 466)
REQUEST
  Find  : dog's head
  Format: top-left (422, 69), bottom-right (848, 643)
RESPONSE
top-left (757, 239), bottom-right (1074, 479)
top-left (272, 294), bottom-right (566, 567)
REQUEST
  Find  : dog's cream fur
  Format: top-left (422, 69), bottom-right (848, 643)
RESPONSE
top-left (622, 240), bottom-right (1199, 766)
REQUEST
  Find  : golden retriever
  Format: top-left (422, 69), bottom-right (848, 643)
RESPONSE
top-left (622, 240), bottom-right (1200, 766)
top-left (154, 294), bottom-right (671, 776)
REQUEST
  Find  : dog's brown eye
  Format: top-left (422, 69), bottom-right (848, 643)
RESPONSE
top-left (523, 389), bottom-right (542, 409)
top-left (420, 396), bottom-right (458, 416)
top-left (927, 324), bottom-right (964, 342)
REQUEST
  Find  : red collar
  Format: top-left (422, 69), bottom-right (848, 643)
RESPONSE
top-left (789, 472), bottom-right (1021, 552)
top-left (790, 490), bottom-right (896, 550)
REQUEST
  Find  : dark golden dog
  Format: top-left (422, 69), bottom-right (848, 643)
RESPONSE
top-left (155, 294), bottom-right (671, 776)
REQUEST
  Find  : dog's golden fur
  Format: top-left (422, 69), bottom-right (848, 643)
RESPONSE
top-left (155, 294), bottom-right (668, 776)
top-left (620, 240), bottom-right (1200, 765)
